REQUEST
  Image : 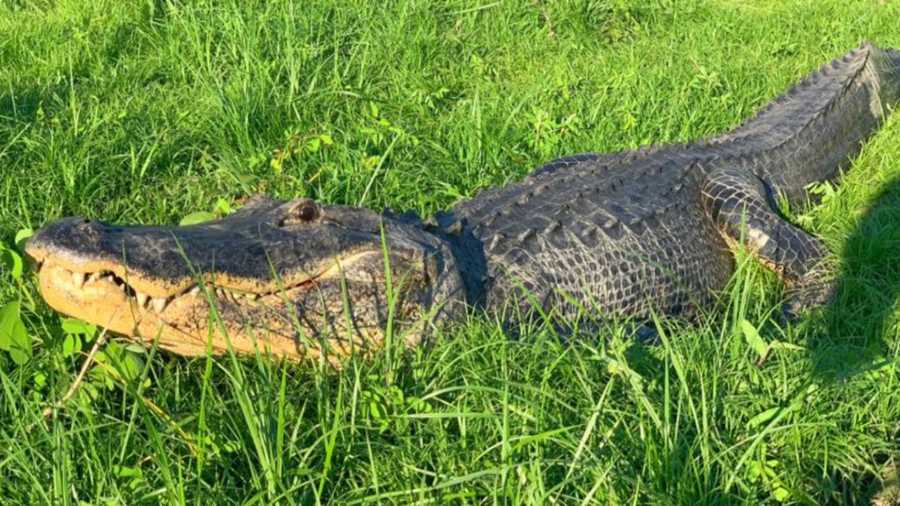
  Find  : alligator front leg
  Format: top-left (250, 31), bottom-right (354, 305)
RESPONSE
top-left (702, 166), bottom-right (835, 319)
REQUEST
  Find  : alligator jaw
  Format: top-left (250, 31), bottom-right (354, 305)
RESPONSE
top-left (29, 251), bottom-right (380, 359)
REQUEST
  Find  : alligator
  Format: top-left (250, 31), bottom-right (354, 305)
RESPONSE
top-left (24, 43), bottom-right (900, 362)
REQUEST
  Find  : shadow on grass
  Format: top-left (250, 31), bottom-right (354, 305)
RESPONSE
top-left (813, 176), bottom-right (900, 382)
top-left (797, 177), bottom-right (900, 506)
top-left (790, 169), bottom-right (900, 501)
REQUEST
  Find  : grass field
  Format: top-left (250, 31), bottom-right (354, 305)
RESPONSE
top-left (3, 0), bottom-right (900, 503)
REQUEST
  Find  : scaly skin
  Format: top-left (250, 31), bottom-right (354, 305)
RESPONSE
top-left (25, 43), bottom-right (900, 362)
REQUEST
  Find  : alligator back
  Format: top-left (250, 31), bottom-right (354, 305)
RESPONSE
top-left (463, 147), bottom-right (734, 317)
top-left (449, 43), bottom-right (900, 319)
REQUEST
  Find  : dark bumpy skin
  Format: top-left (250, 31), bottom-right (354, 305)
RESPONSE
top-left (25, 44), bottom-right (900, 362)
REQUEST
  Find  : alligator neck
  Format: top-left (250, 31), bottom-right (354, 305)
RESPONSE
top-left (425, 211), bottom-right (489, 308)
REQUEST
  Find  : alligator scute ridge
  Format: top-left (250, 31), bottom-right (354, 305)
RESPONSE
top-left (24, 43), bottom-right (900, 362)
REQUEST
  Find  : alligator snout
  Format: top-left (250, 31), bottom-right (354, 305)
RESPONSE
top-left (26, 217), bottom-right (115, 275)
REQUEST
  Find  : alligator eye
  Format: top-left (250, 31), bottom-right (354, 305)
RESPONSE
top-left (280, 199), bottom-right (319, 226)
top-left (297, 203), bottom-right (317, 221)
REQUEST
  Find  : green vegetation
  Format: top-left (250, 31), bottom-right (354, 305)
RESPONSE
top-left (2, 0), bottom-right (900, 503)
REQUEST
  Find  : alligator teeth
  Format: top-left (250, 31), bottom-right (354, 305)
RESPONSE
top-left (88, 272), bottom-right (102, 283)
top-left (188, 286), bottom-right (201, 297)
top-left (150, 297), bottom-right (168, 314)
top-left (136, 292), bottom-right (149, 308)
top-left (247, 293), bottom-right (259, 301)
top-left (72, 271), bottom-right (86, 288)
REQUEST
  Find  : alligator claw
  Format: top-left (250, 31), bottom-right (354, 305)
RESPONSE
top-left (780, 280), bottom-right (836, 322)
top-left (634, 324), bottom-right (661, 345)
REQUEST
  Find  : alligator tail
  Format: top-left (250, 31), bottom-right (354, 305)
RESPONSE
top-left (874, 44), bottom-right (900, 108)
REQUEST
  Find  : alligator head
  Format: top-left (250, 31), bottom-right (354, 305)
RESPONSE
top-left (25, 196), bottom-right (465, 362)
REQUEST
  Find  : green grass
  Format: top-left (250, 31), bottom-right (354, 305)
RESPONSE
top-left (2, 0), bottom-right (900, 503)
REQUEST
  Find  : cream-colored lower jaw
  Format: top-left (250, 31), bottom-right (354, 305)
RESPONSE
top-left (38, 262), bottom-right (140, 337)
top-left (28, 247), bottom-right (382, 300)
top-left (36, 263), bottom-right (305, 358)
top-left (34, 249), bottom-right (405, 363)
